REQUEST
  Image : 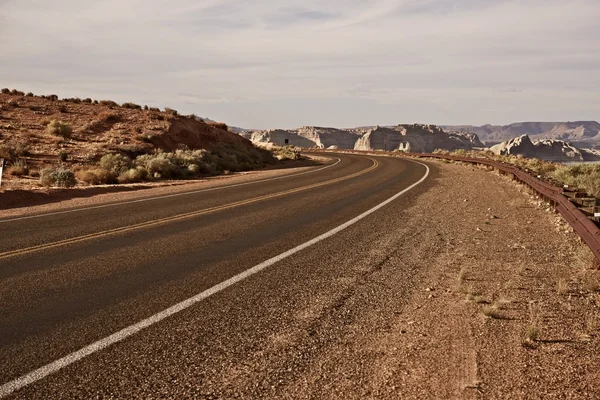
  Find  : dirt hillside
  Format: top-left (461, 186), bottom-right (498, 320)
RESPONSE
top-left (0, 90), bottom-right (270, 191)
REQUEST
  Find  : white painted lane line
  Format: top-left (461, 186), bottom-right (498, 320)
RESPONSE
top-left (0, 160), bottom-right (429, 398)
top-left (0, 157), bottom-right (341, 223)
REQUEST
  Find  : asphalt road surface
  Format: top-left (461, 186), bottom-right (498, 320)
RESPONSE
top-left (0, 153), bottom-right (431, 399)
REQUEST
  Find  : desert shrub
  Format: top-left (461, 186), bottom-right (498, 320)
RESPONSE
top-left (99, 153), bottom-right (133, 175)
top-left (164, 107), bottom-right (178, 116)
top-left (58, 104), bottom-right (68, 113)
top-left (118, 167), bottom-right (149, 183)
top-left (0, 144), bottom-right (13, 160)
top-left (46, 120), bottom-right (72, 138)
top-left (93, 99), bottom-right (99, 104)
top-left (272, 146), bottom-right (300, 160)
top-left (40, 167), bottom-right (76, 187)
top-left (135, 152), bottom-right (179, 178)
top-left (10, 89), bottom-right (24, 96)
top-left (149, 107), bottom-right (160, 112)
top-left (432, 148), bottom-right (450, 155)
top-left (75, 168), bottom-right (115, 185)
top-left (82, 98), bottom-right (92, 103)
top-left (99, 100), bottom-right (119, 107)
top-left (0, 88), bottom-right (9, 94)
top-left (26, 92), bottom-right (34, 97)
top-left (551, 164), bottom-right (600, 198)
top-left (48, 94), bottom-right (58, 101)
top-left (97, 111), bottom-right (121, 123)
top-left (0, 142), bottom-right (30, 160)
top-left (58, 150), bottom-right (69, 162)
top-left (143, 105), bottom-right (149, 110)
top-left (135, 149), bottom-right (215, 179)
top-left (122, 102), bottom-right (142, 109)
top-left (206, 121), bottom-right (228, 131)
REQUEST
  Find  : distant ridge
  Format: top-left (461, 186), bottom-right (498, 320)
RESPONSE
top-left (442, 121), bottom-right (600, 147)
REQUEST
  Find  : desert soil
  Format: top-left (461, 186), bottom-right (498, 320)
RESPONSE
top-left (264, 160), bottom-right (600, 399)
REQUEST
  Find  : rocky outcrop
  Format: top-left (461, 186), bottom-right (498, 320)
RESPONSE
top-left (354, 124), bottom-right (483, 152)
top-left (248, 124), bottom-right (483, 153)
top-left (250, 127), bottom-right (361, 149)
top-left (490, 135), bottom-right (600, 161)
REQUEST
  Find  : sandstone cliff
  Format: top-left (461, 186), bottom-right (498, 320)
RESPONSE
top-left (249, 124), bottom-right (483, 153)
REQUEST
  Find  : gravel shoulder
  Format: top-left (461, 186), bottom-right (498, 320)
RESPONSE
top-left (284, 159), bottom-right (600, 399)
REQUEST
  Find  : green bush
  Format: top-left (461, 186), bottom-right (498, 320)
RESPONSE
top-left (46, 120), bottom-right (72, 138)
top-left (40, 167), bottom-right (76, 187)
top-left (99, 153), bottom-right (133, 175)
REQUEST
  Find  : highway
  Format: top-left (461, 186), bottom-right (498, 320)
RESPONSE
top-left (0, 153), bottom-right (431, 398)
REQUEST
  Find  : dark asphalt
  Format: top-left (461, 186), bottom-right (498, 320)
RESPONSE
top-left (0, 153), bottom-right (432, 399)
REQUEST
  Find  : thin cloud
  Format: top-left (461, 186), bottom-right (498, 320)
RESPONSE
top-left (0, 0), bottom-right (598, 128)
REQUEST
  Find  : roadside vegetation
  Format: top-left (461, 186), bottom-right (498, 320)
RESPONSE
top-left (0, 89), bottom-right (302, 189)
top-left (433, 149), bottom-right (600, 198)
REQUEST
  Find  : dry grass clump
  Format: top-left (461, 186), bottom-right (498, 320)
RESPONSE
top-left (556, 277), bottom-right (569, 295)
top-left (524, 302), bottom-right (542, 346)
top-left (6, 159), bottom-right (28, 176)
top-left (45, 120), bottom-right (72, 138)
top-left (164, 107), bottom-right (178, 116)
top-left (482, 304), bottom-right (503, 319)
top-left (75, 168), bottom-right (115, 185)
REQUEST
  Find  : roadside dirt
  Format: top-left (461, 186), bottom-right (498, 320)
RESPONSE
top-left (273, 160), bottom-right (600, 399)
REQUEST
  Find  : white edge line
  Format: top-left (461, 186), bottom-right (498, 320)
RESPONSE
top-left (0, 157), bottom-right (341, 223)
top-left (0, 160), bottom-right (430, 398)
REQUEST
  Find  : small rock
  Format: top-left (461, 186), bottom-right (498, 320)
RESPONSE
top-left (490, 215), bottom-right (499, 219)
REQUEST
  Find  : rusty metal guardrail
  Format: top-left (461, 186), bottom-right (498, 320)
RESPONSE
top-left (310, 149), bottom-right (600, 266)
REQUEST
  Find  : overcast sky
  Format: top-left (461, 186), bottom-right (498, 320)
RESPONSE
top-left (1, 0), bottom-right (599, 129)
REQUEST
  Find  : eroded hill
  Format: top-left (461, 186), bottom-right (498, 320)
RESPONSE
top-left (0, 90), bottom-right (277, 190)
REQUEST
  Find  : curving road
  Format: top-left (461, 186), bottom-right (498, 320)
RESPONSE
top-left (0, 153), bottom-right (431, 399)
